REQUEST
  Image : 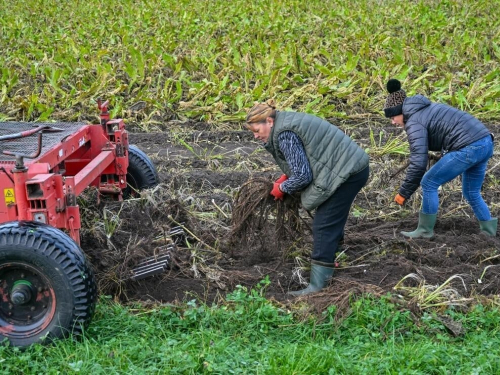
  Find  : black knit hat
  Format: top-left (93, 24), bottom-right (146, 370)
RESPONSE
top-left (384, 79), bottom-right (406, 118)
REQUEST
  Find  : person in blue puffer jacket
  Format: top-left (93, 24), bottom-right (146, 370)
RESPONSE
top-left (384, 79), bottom-right (496, 238)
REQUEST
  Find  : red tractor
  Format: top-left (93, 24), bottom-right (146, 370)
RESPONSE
top-left (0, 100), bottom-right (159, 347)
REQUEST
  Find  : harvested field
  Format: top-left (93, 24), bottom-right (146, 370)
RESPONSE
top-left (80, 119), bottom-right (500, 308)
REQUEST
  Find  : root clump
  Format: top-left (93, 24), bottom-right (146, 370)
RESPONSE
top-left (230, 177), bottom-right (309, 256)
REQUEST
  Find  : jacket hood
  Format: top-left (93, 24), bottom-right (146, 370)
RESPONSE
top-left (403, 95), bottom-right (431, 119)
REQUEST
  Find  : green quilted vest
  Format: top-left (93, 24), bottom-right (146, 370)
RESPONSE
top-left (264, 111), bottom-right (369, 210)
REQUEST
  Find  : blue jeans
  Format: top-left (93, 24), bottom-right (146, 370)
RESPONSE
top-left (421, 135), bottom-right (494, 220)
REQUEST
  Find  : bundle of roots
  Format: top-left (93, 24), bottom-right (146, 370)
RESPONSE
top-left (231, 177), bottom-right (310, 254)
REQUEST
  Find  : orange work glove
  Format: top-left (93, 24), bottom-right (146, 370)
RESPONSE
top-left (394, 194), bottom-right (406, 206)
top-left (270, 182), bottom-right (285, 200)
top-left (275, 174), bottom-right (288, 184)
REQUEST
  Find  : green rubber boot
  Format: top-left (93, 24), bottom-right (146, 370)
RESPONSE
top-left (401, 212), bottom-right (437, 239)
top-left (479, 218), bottom-right (498, 236)
top-left (288, 260), bottom-right (335, 296)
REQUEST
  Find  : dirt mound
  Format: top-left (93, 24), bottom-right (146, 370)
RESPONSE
top-left (79, 119), bottom-right (500, 310)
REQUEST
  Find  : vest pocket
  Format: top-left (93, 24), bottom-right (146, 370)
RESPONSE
top-left (304, 183), bottom-right (329, 209)
top-left (313, 183), bottom-right (327, 192)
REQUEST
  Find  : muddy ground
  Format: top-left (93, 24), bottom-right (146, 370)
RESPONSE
top-left (80, 118), bottom-right (500, 309)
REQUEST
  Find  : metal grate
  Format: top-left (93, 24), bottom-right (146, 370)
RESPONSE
top-left (0, 122), bottom-right (88, 162)
top-left (130, 226), bottom-right (186, 281)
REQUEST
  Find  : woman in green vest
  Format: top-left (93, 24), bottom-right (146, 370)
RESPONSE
top-left (245, 100), bottom-right (370, 295)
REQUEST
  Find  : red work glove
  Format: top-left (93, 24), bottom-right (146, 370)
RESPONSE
top-left (275, 174), bottom-right (288, 184)
top-left (270, 182), bottom-right (285, 200)
top-left (394, 194), bottom-right (406, 206)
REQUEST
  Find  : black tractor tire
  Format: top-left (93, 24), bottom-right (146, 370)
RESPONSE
top-left (0, 221), bottom-right (97, 347)
top-left (124, 144), bottom-right (159, 197)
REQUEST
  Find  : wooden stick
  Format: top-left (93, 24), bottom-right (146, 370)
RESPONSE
top-left (389, 162), bottom-right (410, 179)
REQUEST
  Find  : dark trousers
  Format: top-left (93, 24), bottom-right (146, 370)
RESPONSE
top-left (311, 166), bottom-right (369, 263)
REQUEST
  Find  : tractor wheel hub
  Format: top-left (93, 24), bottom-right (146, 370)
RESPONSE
top-left (11, 283), bottom-right (33, 305)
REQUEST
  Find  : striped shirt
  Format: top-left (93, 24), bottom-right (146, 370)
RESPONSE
top-left (277, 131), bottom-right (313, 194)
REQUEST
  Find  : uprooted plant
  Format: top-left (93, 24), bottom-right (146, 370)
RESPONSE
top-left (230, 177), bottom-right (311, 257)
top-left (393, 273), bottom-right (474, 311)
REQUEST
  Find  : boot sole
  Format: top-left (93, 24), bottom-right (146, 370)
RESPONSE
top-left (401, 231), bottom-right (434, 239)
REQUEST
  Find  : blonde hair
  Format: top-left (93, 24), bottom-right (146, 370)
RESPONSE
top-left (245, 99), bottom-right (277, 125)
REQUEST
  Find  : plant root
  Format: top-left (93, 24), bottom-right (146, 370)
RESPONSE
top-left (230, 177), bottom-right (307, 254)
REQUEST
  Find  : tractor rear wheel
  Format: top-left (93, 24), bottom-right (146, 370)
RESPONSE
top-left (124, 144), bottom-right (159, 197)
top-left (0, 222), bottom-right (97, 347)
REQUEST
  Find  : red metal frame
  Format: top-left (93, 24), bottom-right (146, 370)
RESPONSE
top-left (0, 101), bottom-right (129, 245)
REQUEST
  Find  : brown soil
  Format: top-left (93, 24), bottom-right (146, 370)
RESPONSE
top-left (80, 119), bottom-right (500, 308)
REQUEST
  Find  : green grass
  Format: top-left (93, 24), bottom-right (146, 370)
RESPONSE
top-left (2, 281), bottom-right (499, 374)
top-left (1, 0), bottom-right (499, 124)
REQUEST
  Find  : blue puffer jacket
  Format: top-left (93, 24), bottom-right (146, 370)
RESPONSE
top-left (400, 95), bottom-right (491, 199)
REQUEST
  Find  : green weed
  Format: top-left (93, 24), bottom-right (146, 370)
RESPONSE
top-left (366, 128), bottom-right (409, 157)
top-left (1, 287), bottom-right (499, 373)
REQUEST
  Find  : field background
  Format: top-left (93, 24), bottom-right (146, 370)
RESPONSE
top-left (1, 0), bottom-right (500, 373)
top-left (1, 0), bottom-right (500, 124)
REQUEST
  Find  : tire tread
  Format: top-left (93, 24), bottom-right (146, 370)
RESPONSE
top-left (0, 222), bottom-right (97, 344)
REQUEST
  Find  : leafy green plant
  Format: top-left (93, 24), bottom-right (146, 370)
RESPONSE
top-left (102, 206), bottom-right (123, 239)
top-left (171, 133), bottom-right (224, 165)
top-left (1, 0), bottom-right (499, 124)
top-left (366, 128), bottom-right (409, 157)
top-left (1, 291), bottom-right (500, 373)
